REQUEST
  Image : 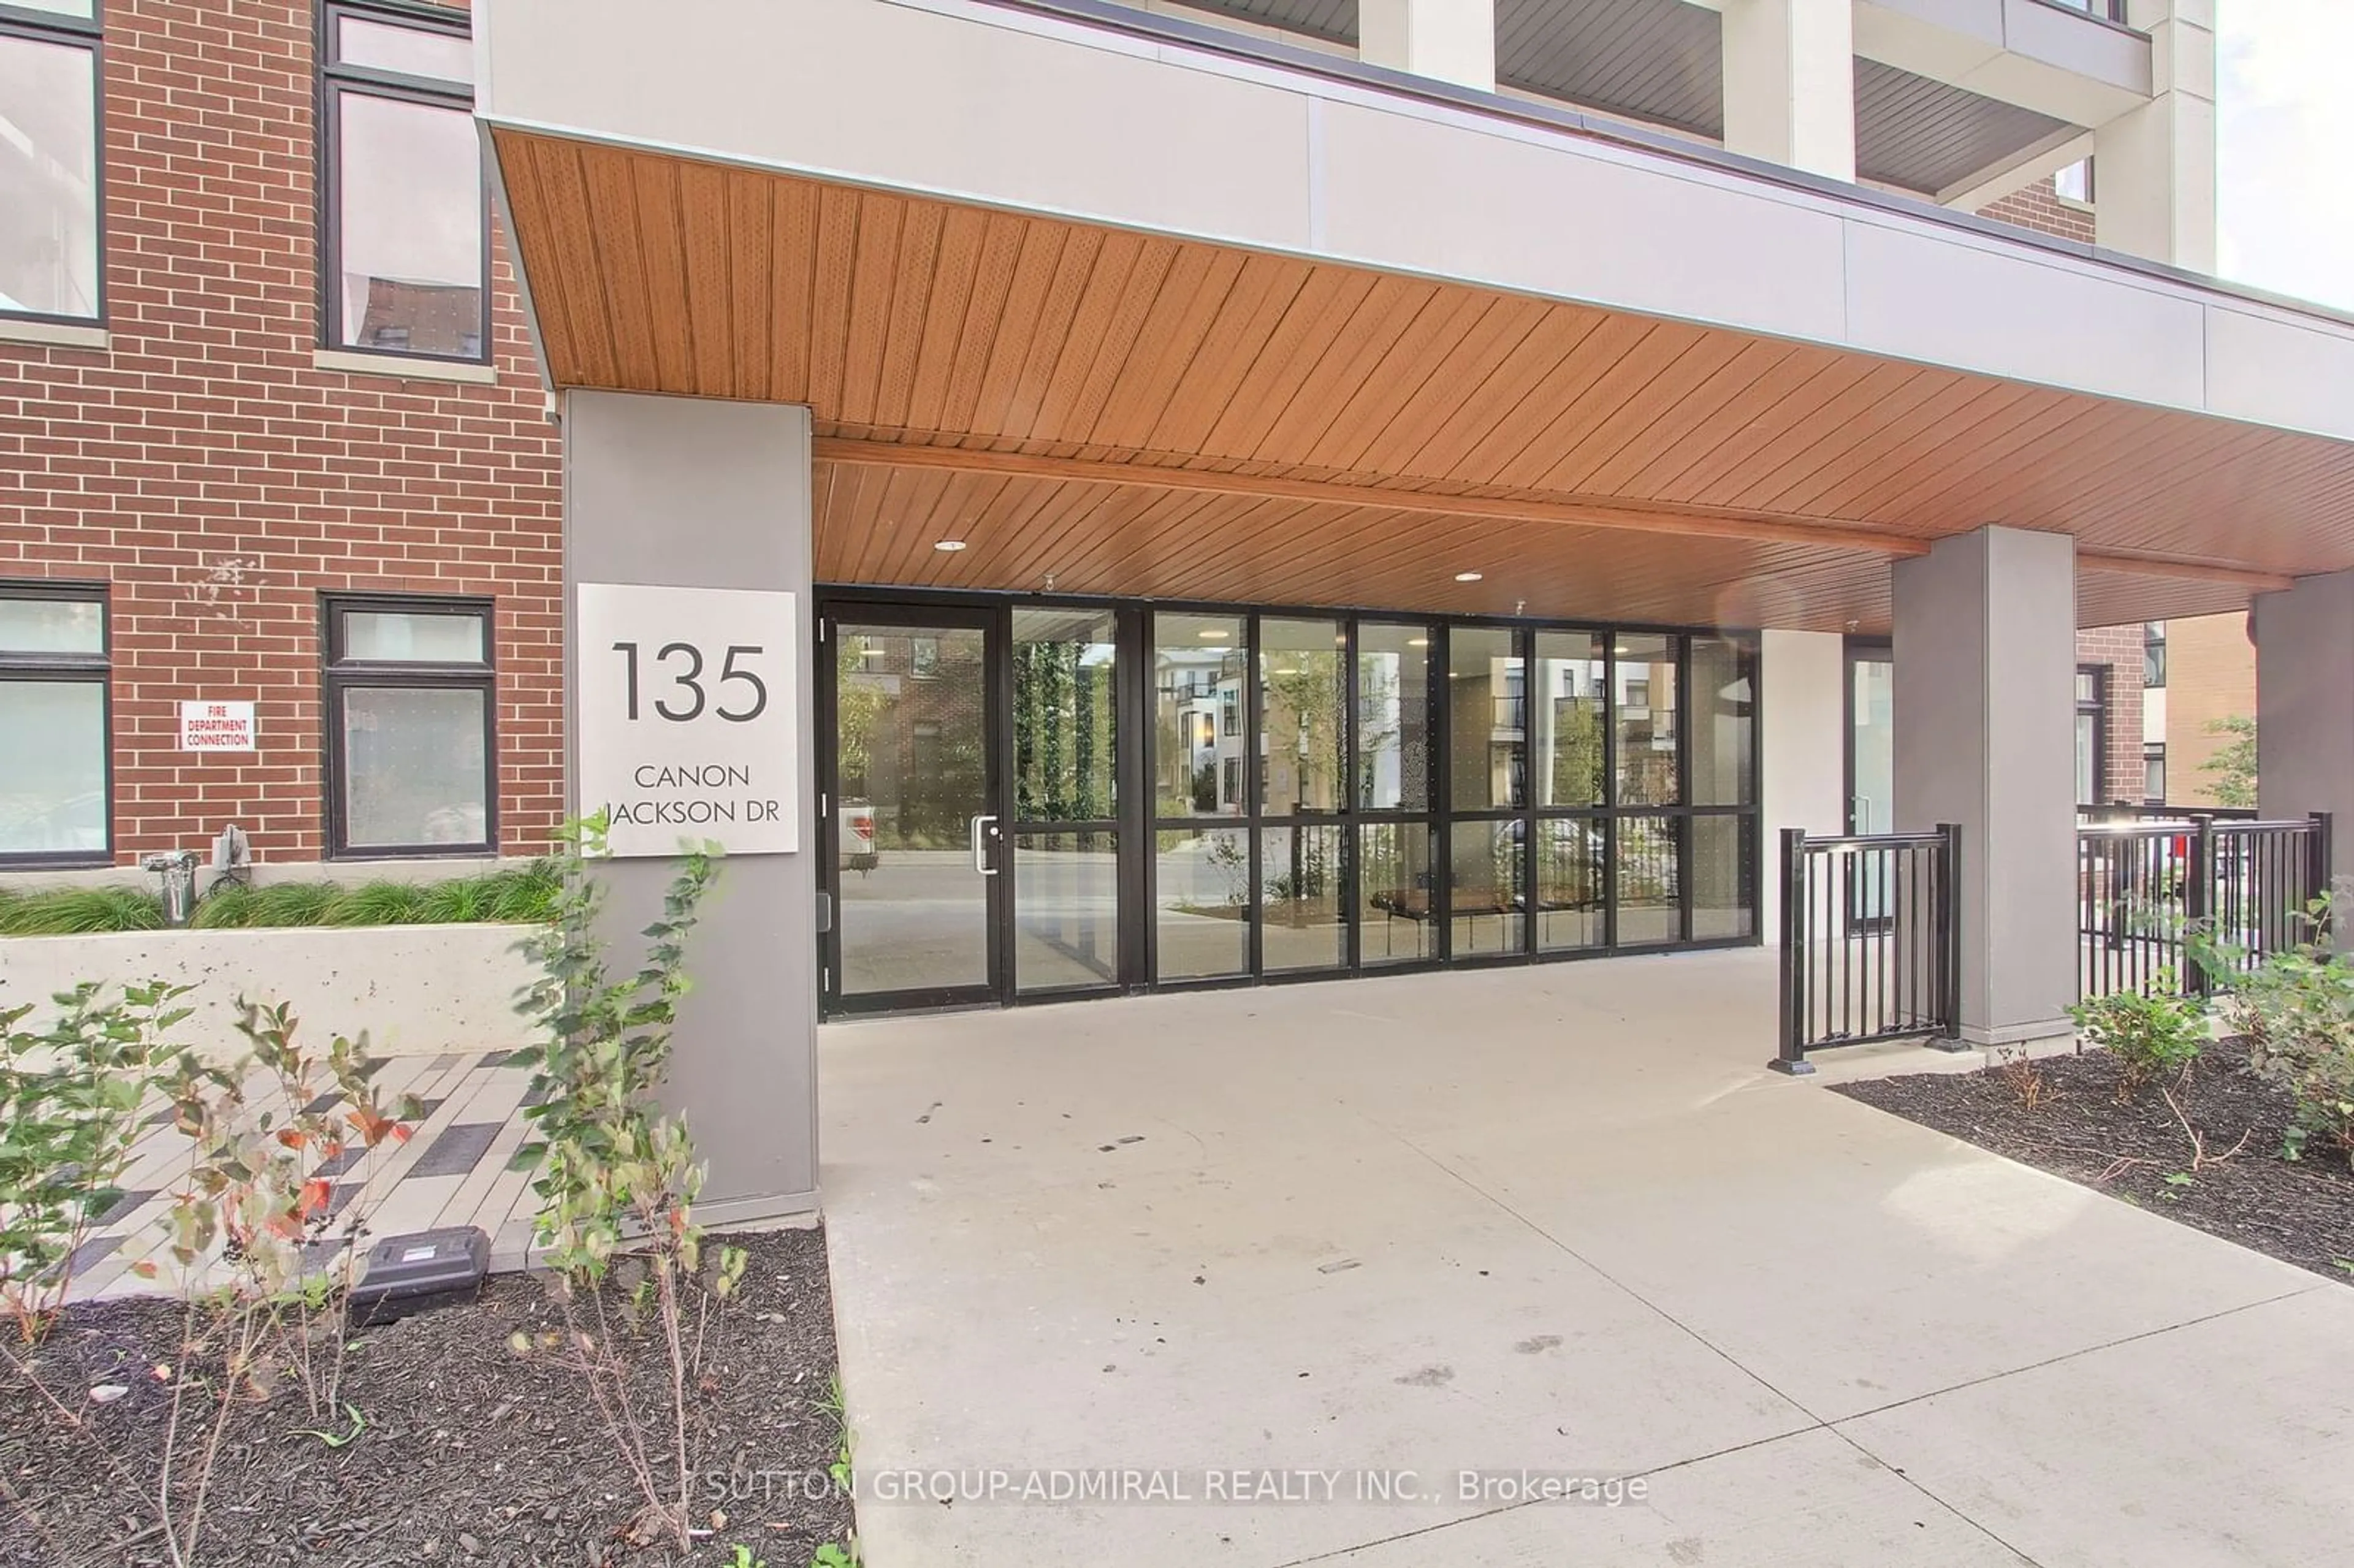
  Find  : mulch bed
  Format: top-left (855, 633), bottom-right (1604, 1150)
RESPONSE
top-left (1836, 1043), bottom-right (2354, 1284)
top-left (0, 1227), bottom-right (853, 1568)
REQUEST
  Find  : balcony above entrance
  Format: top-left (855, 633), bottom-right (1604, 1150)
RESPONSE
top-left (476, 0), bottom-right (2354, 633)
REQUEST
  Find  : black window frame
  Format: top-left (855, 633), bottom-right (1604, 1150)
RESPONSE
top-left (2075, 662), bottom-right (2109, 805)
top-left (322, 593), bottom-right (497, 859)
top-left (2143, 620), bottom-right (2166, 688)
top-left (315, 0), bottom-right (489, 366)
top-left (0, 0), bottom-right (107, 328)
top-left (0, 579), bottom-right (113, 868)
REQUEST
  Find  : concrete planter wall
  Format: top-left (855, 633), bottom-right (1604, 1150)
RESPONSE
top-left (0, 923), bottom-right (545, 1059)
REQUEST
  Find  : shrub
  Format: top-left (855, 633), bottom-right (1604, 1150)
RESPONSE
top-left (2201, 899), bottom-right (2354, 1168)
top-left (2068, 982), bottom-right (2206, 1098)
top-left (506, 816), bottom-right (745, 1551)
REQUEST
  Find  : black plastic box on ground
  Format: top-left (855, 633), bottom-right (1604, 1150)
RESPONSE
top-left (348, 1227), bottom-right (490, 1325)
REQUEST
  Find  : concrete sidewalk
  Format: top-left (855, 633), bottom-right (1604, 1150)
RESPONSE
top-left (818, 948), bottom-right (2353, 1567)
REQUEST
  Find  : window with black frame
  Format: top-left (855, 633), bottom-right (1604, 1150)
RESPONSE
top-left (1354, 622), bottom-right (1435, 967)
top-left (1258, 617), bottom-right (1347, 973)
top-left (1688, 634), bottom-right (1758, 942)
top-left (1151, 612), bottom-right (1250, 981)
top-left (0, 0), bottom-right (103, 324)
top-left (324, 596), bottom-right (495, 855)
top-left (318, 1), bottom-right (486, 361)
top-left (2074, 664), bottom-right (2108, 805)
top-left (0, 582), bottom-right (109, 864)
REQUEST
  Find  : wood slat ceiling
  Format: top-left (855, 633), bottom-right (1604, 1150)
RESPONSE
top-left (493, 130), bottom-right (2354, 631)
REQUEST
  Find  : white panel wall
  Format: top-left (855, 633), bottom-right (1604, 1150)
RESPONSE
top-left (1758, 629), bottom-right (1848, 942)
top-left (476, 0), bottom-right (2354, 458)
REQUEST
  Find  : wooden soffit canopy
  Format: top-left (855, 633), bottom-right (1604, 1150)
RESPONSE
top-left (492, 129), bottom-right (2354, 631)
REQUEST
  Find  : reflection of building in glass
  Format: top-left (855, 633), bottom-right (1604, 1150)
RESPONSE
top-left (351, 275), bottom-right (484, 357)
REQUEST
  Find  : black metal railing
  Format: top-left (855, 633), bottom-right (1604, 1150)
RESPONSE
top-left (2077, 801), bottom-right (2258, 824)
top-left (2079, 812), bottom-right (2332, 1000)
top-left (1773, 824), bottom-right (1960, 1074)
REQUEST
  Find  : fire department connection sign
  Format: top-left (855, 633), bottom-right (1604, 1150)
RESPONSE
top-left (179, 701), bottom-right (256, 751)
top-left (575, 584), bottom-right (799, 858)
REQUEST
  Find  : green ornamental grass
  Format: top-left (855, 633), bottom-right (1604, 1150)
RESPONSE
top-left (0, 886), bottom-right (169, 936)
top-left (0, 862), bottom-right (562, 936)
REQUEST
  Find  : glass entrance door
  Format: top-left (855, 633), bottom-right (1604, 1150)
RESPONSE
top-left (824, 611), bottom-right (1001, 1011)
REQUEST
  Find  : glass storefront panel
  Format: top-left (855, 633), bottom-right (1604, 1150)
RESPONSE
top-left (1014, 607), bottom-right (1118, 822)
top-left (1015, 831), bottom-right (1121, 993)
top-left (1691, 815), bottom-right (1754, 942)
top-left (1156, 826), bottom-right (1250, 980)
top-left (1260, 618), bottom-right (1345, 816)
top-left (1615, 634), bottom-right (1681, 807)
top-left (1449, 820), bottom-right (1526, 956)
top-left (1449, 627), bottom-right (1523, 812)
top-left (1357, 623), bottom-right (1431, 810)
top-left (1153, 613), bottom-right (1247, 817)
top-left (1358, 821), bottom-right (1434, 965)
top-left (825, 595), bottom-right (1761, 1013)
top-left (1690, 635), bottom-right (1754, 808)
top-left (1260, 823), bottom-right (1345, 972)
top-left (1533, 631), bottom-right (1605, 809)
top-left (1617, 815), bottom-right (1682, 946)
top-left (1534, 816), bottom-right (1606, 951)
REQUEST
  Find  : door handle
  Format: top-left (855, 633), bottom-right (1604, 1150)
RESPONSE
top-left (970, 815), bottom-right (999, 876)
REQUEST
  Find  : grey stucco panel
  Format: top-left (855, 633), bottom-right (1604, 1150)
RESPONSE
top-left (1892, 527), bottom-right (2078, 1045)
top-left (2255, 569), bottom-right (2354, 885)
top-left (563, 391), bottom-right (818, 1214)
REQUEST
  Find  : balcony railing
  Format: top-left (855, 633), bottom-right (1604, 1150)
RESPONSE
top-left (2035, 0), bottom-right (2128, 24)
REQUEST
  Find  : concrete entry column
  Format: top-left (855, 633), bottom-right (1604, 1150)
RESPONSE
top-left (1721, 0), bottom-right (1856, 182)
top-left (563, 391), bottom-right (820, 1219)
top-left (1892, 527), bottom-right (2078, 1046)
top-left (2097, 0), bottom-right (2218, 272)
top-left (1358, 0), bottom-right (1495, 93)
top-left (2253, 569), bottom-right (2354, 884)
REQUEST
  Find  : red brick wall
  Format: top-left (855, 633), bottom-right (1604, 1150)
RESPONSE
top-left (2075, 623), bottom-right (2147, 803)
top-left (1976, 175), bottom-right (2097, 246)
top-left (0, 0), bottom-right (563, 867)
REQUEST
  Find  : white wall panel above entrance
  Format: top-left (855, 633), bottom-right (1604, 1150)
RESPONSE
top-left (1840, 218), bottom-right (2204, 405)
top-left (479, 0), bottom-right (2354, 442)
top-left (1314, 101), bottom-right (1849, 343)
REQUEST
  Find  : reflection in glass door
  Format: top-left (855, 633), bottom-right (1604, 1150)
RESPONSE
top-left (826, 614), bottom-right (998, 1010)
top-left (1848, 645), bottom-right (1895, 923)
top-left (1011, 608), bottom-right (1122, 995)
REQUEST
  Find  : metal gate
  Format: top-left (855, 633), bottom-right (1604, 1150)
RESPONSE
top-left (1772, 824), bottom-right (1959, 1074)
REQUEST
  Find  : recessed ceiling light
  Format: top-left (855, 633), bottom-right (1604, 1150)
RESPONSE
top-left (1454, 571), bottom-right (1484, 583)
top-left (1273, 666), bottom-right (1301, 676)
top-left (934, 539), bottom-right (967, 552)
top-left (1198, 629), bottom-right (1230, 642)
top-left (1406, 637), bottom-right (1430, 648)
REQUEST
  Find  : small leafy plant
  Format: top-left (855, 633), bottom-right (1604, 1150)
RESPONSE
top-left (2068, 980), bottom-right (2206, 1099)
top-left (506, 813), bottom-right (747, 1551)
top-left (1991, 1044), bottom-right (2052, 1111)
top-left (0, 981), bottom-right (191, 1340)
top-left (2, 981), bottom-right (417, 1568)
